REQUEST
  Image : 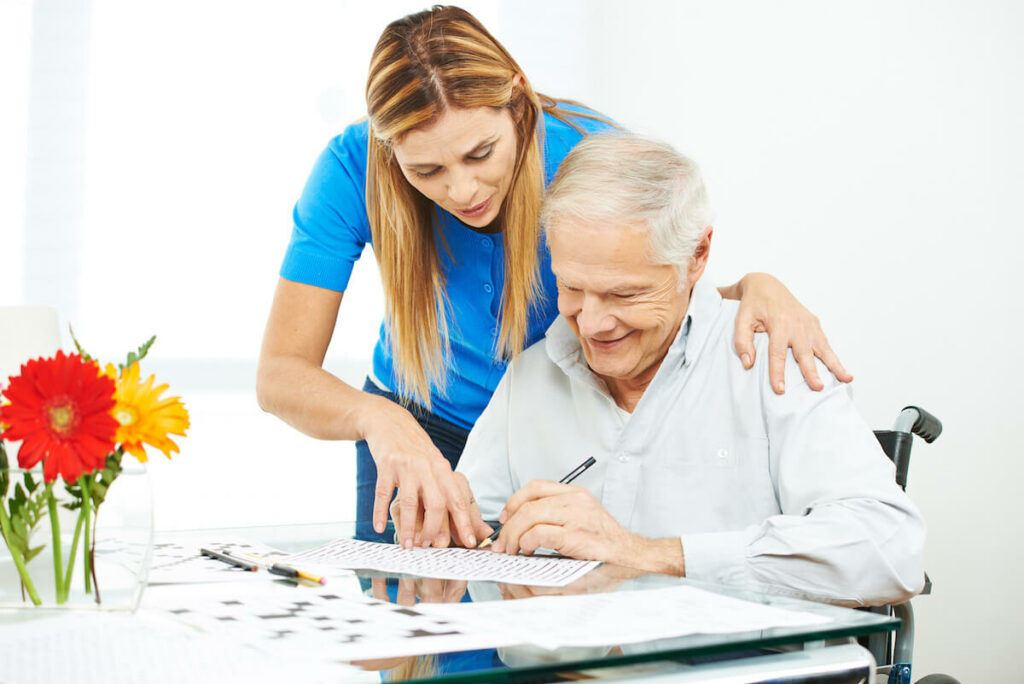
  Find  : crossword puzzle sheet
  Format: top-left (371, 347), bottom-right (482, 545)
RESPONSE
top-left (141, 535), bottom-right (293, 585)
top-left (285, 537), bottom-right (600, 587)
top-left (143, 582), bottom-right (522, 662)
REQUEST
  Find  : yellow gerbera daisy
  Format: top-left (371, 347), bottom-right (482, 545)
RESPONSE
top-left (104, 362), bottom-right (190, 463)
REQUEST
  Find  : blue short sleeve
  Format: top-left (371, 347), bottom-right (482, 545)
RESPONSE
top-left (280, 121), bottom-right (373, 292)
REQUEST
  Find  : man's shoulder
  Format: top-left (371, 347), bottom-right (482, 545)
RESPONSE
top-left (504, 319), bottom-right (577, 393)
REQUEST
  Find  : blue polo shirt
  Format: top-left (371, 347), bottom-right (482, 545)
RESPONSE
top-left (281, 104), bottom-right (614, 430)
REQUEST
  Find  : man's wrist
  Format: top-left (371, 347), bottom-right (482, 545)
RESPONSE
top-left (630, 536), bottom-right (686, 576)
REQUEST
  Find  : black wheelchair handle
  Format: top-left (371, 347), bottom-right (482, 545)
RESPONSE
top-left (903, 405), bottom-right (942, 443)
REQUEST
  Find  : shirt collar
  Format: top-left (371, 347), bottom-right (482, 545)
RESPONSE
top-left (544, 277), bottom-right (724, 383)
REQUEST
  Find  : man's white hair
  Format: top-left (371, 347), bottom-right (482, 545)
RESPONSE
top-left (540, 134), bottom-right (714, 275)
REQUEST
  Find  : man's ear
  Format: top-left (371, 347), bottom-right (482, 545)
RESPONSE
top-left (687, 226), bottom-right (713, 285)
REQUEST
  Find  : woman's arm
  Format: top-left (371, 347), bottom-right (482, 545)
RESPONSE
top-left (256, 277), bottom-right (489, 548)
top-left (719, 273), bottom-right (853, 394)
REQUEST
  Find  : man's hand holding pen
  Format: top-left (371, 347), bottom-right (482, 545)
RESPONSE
top-left (487, 480), bottom-right (641, 564)
top-left (489, 480), bottom-right (686, 576)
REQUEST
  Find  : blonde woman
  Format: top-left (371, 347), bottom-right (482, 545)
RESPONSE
top-left (257, 6), bottom-right (851, 551)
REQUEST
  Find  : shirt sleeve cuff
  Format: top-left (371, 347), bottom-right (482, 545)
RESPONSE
top-left (280, 246), bottom-right (355, 292)
top-left (679, 530), bottom-right (750, 585)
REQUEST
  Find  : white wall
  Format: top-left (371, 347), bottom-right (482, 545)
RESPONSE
top-left (547, 2), bottom-right (1021, 680)
top-left (2, 0), bottom-right (1020, 680)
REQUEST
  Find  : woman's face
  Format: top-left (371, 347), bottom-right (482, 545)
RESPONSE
top-left (392, 106), bottom-right (519, 229)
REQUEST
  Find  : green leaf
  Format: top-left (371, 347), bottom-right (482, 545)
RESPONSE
top-left (23, 544), bottom-right (44, 564)
top-left (68, 324), bottom-right (94, 363)
top-left (119, 335), bottom-right (157, 372)
top-left (0, 441), bottom-right (9, 498)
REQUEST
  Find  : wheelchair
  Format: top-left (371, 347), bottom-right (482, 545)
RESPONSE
top-left (867, 406), bottom-right (959, 684)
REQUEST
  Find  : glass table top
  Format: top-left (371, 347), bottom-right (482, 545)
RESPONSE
top-left (152, 521), bottom-right (899, 683)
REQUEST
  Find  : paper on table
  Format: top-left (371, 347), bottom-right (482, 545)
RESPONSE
top-left (0, 611), bottom-right (370, 684)
top-left (142, 581), bottom-right (523, 663)
top-left (112, 533), bottom-right (347, 585)
top-left (285, 537), bottom-right (600, 587)
top-left (420, 584), bottom-right (833, 650)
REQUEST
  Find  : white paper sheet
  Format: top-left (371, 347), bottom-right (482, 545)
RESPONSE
top-left (0, 611), bottom-right (370, 684)
top-left (142, 581), bottom-right (522, 662)
top-left (285, 537), bottom-right (600, 587)
top-left (420, 584), bottom-right (833, 649)
top-left (137, 535), bottom-right (294, 584)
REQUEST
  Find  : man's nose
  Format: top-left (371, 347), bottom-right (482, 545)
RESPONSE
top-left (447, 167), bottom-right (479, 206)
top-left (576, 296), bottom-right (616, 338)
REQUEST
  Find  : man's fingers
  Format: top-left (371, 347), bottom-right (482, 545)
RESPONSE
top-left (767, 339), bottom-right (789, 394)
top-left (518, 523), bottom-right (565, 556)
top-left (496, 495), bottom-right (571, 556)
top-left (501, 480), bottom-right (574, 521)
top-left (373, 467), bottom-right (397, 534)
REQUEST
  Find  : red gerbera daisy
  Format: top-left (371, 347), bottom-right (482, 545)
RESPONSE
top-left (0, 351), bottom-right (118, 483)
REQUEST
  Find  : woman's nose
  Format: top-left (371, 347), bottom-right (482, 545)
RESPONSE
top-left (447, 167), bottom-right (479, 206)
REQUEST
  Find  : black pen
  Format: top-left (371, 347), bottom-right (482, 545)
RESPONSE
top-left (477, 456), bottom-right (597, 549)
top-left (267, 562), bottom-right (328, 585)
top-left (200, 547), bottom-right (258, 572)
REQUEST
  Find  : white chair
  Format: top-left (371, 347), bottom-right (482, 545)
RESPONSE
top-left (0, 306), bottom-right (62, 385)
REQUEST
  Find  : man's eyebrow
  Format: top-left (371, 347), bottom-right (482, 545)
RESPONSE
top-left (608, 283), bottom-right (652, 294)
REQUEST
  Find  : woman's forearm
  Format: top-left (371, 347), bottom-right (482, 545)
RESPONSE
top-left (256, 355), bottom-right (384, 442)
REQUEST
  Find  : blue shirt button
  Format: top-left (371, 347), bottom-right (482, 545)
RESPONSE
top-left (480, 238), bottom-right (491, 248)
top-left (483, 283), bottom-right (493, 293)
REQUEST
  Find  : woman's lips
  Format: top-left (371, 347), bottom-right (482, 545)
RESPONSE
top-left (455, 197), bottom-right (492, 219)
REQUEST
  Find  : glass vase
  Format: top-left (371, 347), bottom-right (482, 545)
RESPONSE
top-left (0, 463), bottom-right (153, 612)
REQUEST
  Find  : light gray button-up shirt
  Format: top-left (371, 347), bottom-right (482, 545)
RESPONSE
top-left (457, 278), bottom-right (926, 607)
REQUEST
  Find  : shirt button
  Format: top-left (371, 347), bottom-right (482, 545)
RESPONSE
top-left (618, 455), bottom-right (629, 464)
top-left (483, 283), bottom-right (493, 293)
top-left (717, 448), bottom-right (729, 459)
top-left (480, 238), bottom-right (491, 248)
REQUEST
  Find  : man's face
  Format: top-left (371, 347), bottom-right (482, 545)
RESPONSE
top-left (549, 216), bottom-right (693, 386)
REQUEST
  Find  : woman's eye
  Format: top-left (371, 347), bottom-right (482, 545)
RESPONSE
top-left (468, 145), bottom-right (494, 161)
top-left (415, 167), bottom-right (441, 178)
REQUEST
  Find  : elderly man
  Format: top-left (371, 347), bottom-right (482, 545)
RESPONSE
top-left (456, 135), bottom-right (925, 606)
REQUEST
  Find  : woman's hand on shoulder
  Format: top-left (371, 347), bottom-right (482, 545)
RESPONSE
top-left (365, 399), bottom-right (491, 549)
top-left (726, 272), bottom-right (853, 394)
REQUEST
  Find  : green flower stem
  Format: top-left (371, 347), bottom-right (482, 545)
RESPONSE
top-left (0, 504), bottom-right (41, 606)
top-left (81, 475), bottom-right (92, 594)
top-left (61, 507), bottom-right (85, 602)
top-left (45, 484), bottom-right (65, 602)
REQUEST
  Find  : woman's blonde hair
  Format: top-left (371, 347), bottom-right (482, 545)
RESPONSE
top-left (365, 5), bottom-right (544, 406)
